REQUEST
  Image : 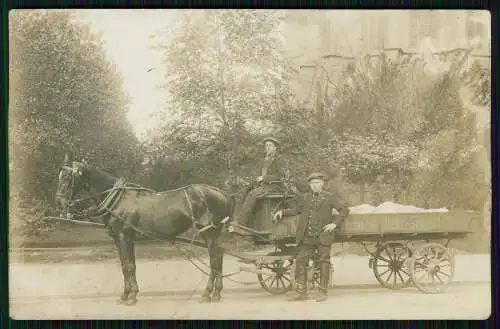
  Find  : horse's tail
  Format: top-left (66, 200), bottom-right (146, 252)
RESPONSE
top-left (227, 193), bottom-right (238, 219)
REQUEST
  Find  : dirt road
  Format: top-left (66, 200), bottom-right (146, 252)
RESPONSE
top-left (10, 284), bottom-right (491, 320)
top-left (10, 254), bottom-right (491, 320)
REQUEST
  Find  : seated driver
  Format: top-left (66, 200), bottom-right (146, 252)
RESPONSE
top-left (232, 136), bottom-right (289, 230)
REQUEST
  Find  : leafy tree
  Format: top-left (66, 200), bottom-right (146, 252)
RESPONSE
top-left (464, 61), bottom-right (490, 107)
top-left (265, 47), bottom-right (488, 210)
top-left (9, 11), bottom-right (143, 236)
top-left (319, 50), bottom-right (486, 209)
top-left (147, 10), bottom-right (295, 187)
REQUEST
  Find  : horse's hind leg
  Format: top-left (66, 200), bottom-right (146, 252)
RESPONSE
top-left (200, 236), bottom-right (217, 303)
top-left (204, 230), bottom-right (224, 303)
top-left (211, 238), bottom-right (224, 302)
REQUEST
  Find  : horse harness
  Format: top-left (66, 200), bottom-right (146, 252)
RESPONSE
top-left (68, 178), bottom-right (215, 240)
top-left (62, 171), bottom-right (256, 285)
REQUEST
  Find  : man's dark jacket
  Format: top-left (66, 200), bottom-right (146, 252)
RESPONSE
top-left (282, 191), bottom-right (350, 245)
top-left (257, 155), bottom-right (288, 184)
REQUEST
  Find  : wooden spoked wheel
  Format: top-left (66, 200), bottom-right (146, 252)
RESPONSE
top-left (257, 256), bottom-right (294, 295)
top-left (408, 243), bottom-right (455, 294)
top-left (372, 242), bottom-right (413, 290)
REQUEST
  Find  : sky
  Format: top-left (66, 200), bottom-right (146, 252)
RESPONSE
top-left (72, 10), bottom-right (180, 139)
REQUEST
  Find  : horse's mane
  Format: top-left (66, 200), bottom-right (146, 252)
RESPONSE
top-left (155, 184), bottom-right (228, 197)
top-left (195, 183), bottom-right (228, 194)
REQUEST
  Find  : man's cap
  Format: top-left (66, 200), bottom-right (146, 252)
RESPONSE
top-left (262, 136), bottom-right (280, 146)
top-left (307, 172), bottom-right (328, 182)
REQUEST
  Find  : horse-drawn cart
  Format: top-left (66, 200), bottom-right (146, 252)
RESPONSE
top-left (48, 193), bottom-right (478, 297)
top-left (51, 160), bottom-right (479, 304)
top-left (226, 195), bottom-right (478, 295)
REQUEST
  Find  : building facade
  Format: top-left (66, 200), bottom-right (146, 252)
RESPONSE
top-left (282, 10), bottom-right (490, 63)
top-left (283, 10), bottom-right (490, 105)
top-left (280, 10), bottom-right (491, 228)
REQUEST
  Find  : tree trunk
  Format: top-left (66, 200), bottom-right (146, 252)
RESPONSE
top-left (359, 182), bottom-right (366, 203)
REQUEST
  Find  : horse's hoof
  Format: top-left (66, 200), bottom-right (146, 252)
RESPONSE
top-left (125, 298), bottom-right (137, 306)
top-left (211, 295), bottom-right (221, 302)
top-left (117, 296), bottom-right (128, 304)
top-left (199, 295), bottom-right (211, 303)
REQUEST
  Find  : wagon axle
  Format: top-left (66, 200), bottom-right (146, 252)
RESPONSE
top-left (428, 263), bottom-right (442, 275)
top-left (388, 259), bottom-right (406, 271)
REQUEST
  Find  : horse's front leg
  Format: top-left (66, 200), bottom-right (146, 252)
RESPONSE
top-left (124, 232), bottom-right (139, 305)
top-left (113, 232), bottom-right (130, 304)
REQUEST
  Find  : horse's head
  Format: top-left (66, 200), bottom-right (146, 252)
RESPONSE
top-left (54, 154), bottom-right (90, 214)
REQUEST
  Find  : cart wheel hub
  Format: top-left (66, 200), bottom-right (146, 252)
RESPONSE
top-left (391, 261), bottom-right (404, 271)
top-left (428, 259), bottom-right (441, 269)
top-left (429, 265), bottom-right (440, 274)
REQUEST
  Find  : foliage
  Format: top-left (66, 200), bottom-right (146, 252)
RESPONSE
top-left (329, 132), bottom-right (419, 186)
top-left (146, 10), bottom-right (295, 188)
top-left (464, 61), bottom-right (491, 107)
top-left (260, 50), bottom-right (488, 210)
top-left (10, 193), bottom-right (53, 240)
top-left (144, 13), bottom-right (489, 212)
top-left (322, 51), bottom-right (486, 209)
top-left (9, 11), bottom-right (143, 234)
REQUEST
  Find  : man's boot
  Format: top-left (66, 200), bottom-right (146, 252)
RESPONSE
top-left (228, 210), bottom-right (251, 235)
top-left (230, 203), bottom-right (253, 234)
top-left (288, 263), bottom-right (308, 301)
top-left (316, 263), bottom-right (330, 302)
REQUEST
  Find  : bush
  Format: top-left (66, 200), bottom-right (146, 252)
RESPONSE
top-left (10, 196), bottom-right (55, 245)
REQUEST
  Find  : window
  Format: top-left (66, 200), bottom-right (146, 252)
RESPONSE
top-left (466, 12), bottom-right (490, 55)
top-left (467, 13), bottom-right (485, 39)
top-left (322, 21), bottom-right (338, 55)
top-left (376, 16), bottom-right (387, 50)
top-left (409, 11), bottom-right (439, 49)
top-left (362, 14), bottom-right (387, 52)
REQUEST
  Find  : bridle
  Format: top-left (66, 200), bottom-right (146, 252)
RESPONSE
top-left (56, 163), bottom-right (79, 214)
top-left (56, 162), bottom-right (111, 218)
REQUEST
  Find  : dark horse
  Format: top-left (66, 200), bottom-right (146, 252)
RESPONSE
top-left (54, 154), bottom-right (233, 305)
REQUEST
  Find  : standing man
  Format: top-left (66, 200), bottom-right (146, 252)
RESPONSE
top-left (274, 172), bottom-right (350, 302)
top-left (233, 136), bottom-right (289, 230)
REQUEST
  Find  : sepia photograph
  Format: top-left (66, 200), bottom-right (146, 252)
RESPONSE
top-left (8, 9), bottom-right (491, 320)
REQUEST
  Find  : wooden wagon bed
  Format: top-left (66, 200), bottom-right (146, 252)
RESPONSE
top-left (265, 210), bottom-right (477, 244)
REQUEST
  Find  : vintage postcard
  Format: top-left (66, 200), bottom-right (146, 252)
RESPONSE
top-left (9, 9), bottom-right (491, 319)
